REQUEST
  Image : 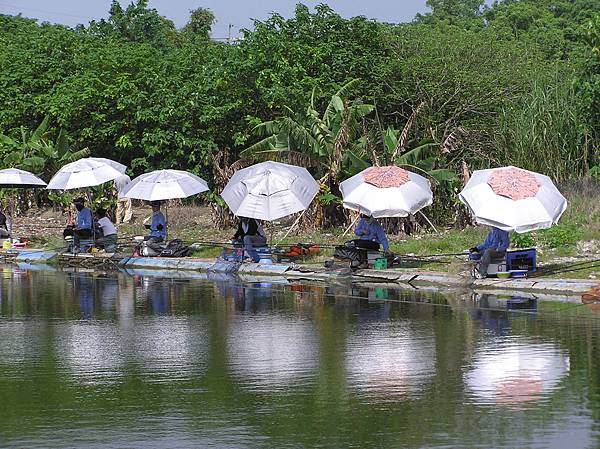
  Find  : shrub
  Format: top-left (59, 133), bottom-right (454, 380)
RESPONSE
top-left (537, 223), bottom-right (582, 248)
top-left (512, 232), bottom-right (536, 248)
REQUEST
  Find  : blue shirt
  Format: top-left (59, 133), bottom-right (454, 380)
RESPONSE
top-left (355, 218), bottom-right (389, 251)
top-left (477, 227), bottom-right (510, 252)
top-left (151, 211), bottom-right (166, 238)
top-left (76, 207), bottom-right (93, 230)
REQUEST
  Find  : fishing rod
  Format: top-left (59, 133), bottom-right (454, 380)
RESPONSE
top-left (530, 258), bottom-right (600, 277)
top-left (182, 239), bottom-right (470, 258)
top-left (533, 262), bottom-right (600, 278)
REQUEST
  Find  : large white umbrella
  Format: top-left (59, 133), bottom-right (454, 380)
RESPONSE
top-left (121, 169), bottom-right (209, 201)
top-left (0, 168), bottom-right (46, 188)
top-left (340, 166), bottom-right (433, 218)
top-left (459, 166), bottom-right (567, 233)
top-left (221, 161), bottom-right (319, 221)
top-left (0, 168), bottom-right (47, 235)
top-left (46, 157), bottom-right (126, 190)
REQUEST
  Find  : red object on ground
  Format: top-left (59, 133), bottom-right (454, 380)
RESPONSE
top-left (363, 166), bottom-right (411, 188)
top-left (487, 167), bottom-right (540, 200)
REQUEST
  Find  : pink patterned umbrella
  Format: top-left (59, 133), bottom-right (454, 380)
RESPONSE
top-left (459, 165), bottom-right (567, 233)
top-left (340, 166), bottom-right (433, 218)
top-left (363, 166), bottom-right (411, 188)
top-left (487, 167), bottom-right (541, 201)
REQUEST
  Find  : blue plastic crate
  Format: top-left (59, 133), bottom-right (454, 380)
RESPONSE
top-left (506, 248), bottom-right (536, 272)
top-left (256, 247), bottom-right (272, 264)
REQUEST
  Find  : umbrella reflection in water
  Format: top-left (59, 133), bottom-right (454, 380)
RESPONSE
top-left (132, 276), bottom-right (207, 382)
top-left (345, 322), bottom-right (436, 399)
top-left (227, 314), bottom-right (319, 391)
top-left (55, 274), bottom-right (207, 385)
top-left (56, 274), bottom-right (126, 385)
top-left (464, 337), bottom-right (570, 407)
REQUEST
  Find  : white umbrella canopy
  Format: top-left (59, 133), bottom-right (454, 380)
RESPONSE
top-left (459, 166), bottom-right (567, 233)
top-left (121, 169), bottom-right (209, 201)
top-left (0, 168), bottom-right (47, 188)
top-left (221, 161), bottom-right (319, 221)
top-left (46, 157), bottom-right (127, 190)
top-left (340, 166), bottom-right (433, 218)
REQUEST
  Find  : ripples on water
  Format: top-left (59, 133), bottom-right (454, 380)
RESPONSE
top-left (0, 266), bottom-right (599, 448)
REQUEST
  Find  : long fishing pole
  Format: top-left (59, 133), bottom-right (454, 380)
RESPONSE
top-left (530, 258), bottom-right (600, 277)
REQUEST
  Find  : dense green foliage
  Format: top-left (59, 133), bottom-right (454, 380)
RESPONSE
top-left (0, 0), bottom-right (598, 222)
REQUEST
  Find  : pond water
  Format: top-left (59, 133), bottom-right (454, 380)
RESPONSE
top-left (0, 265), bottom-right (599, 448)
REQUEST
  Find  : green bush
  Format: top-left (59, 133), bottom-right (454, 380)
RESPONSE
top-left (511, 232), bottom-right (536, 248)
top-left (511, 223), bottom-right (582, 250)
top-left (537, 224), bottom-right (582, 248)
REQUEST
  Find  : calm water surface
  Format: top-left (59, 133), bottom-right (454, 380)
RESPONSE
top-left (0, 265), bottom-right (599, 448)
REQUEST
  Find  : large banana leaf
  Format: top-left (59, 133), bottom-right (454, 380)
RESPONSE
top-left (323, 78), bottom-right (359, 125)
top-left (30, 115), bottom-right (50, 143)
top-left (242, 135), bottom-right (279, 155)
top-left (383, 127), bottom-right (397, 152)
top-left (395, 141), bottom-right (437, 166)
top-left (344, 148), bottom-right (370, 176)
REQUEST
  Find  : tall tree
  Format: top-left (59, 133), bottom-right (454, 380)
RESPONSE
top-left (88, 0), bottom-right (179, 50)
top-left (425, 0), bottom-right (485, 18)
top-left (181, 8), bottom-right (215, 40)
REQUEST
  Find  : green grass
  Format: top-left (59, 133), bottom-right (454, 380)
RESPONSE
top-left (389, 227), bottom-right (486, 256)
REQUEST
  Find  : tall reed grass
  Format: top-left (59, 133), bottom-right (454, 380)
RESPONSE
top-left (497, 69), bottom-right (592, 181)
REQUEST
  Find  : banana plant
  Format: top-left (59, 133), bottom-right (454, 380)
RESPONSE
top-left (0, 116), bottom-right (89, 180)
top-left (382, 127), bottom-right (457, 185)
top-left (242, 79), bottom-right (374, 185)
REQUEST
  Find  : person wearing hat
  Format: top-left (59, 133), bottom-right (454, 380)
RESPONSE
top-left (340, 214), bottom-right (391, 269)
top-left (353, 214), bottom-right (389, 252)
top-left (72, 197), bottom-right (93, 250)
top-left (232, 217), bottom-right (267, 263)
top-left (144, 201), bottom-right (166, 242)
top-left (95, 208), bottom-right (118, 252)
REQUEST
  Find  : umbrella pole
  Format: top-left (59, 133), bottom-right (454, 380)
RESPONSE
top-left (165, 201), bottom-right (168, 241)
top-left (87, 190), bottom-right (96, 248)
top-left (8, 193), bottom-right (14, 238)
top-left (418, 211), bottom-right (438, 233)
top-left (341, 212), bottom-right (361, 237)
top-left (278, 209), bottom-right (307, 244)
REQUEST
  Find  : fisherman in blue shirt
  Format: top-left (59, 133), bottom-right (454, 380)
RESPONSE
top-left (353, 214), bottom-right (390, 252)
top-left (72, 197), bottom-right (93, 251)
top-left (144, 201), bottom-right (167, 243)
top-left (469, 226), bottom-right (510, 277)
